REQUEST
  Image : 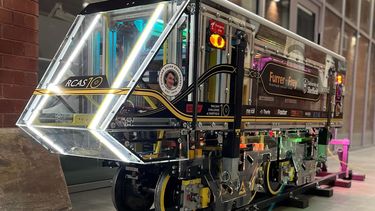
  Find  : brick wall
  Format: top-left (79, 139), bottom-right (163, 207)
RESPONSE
top-left (0, 0), bottom-right (39, 128)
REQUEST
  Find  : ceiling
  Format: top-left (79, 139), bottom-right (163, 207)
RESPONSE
top-left (40, 0), bottom-right (105, 16)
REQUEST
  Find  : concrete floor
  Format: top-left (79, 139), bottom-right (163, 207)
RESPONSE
top-left (70, 146), bottom-right (375, 211)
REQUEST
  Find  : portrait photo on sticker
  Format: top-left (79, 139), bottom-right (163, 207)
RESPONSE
top-left (164, 71), bottom-right (177, 90)
top-left (159, 63), bottom-right (183, 99)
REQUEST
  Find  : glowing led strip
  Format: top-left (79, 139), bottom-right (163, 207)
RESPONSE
top-left (27, 14), bottom-right (102, 125)
top-left (51, 14), bottom-right (102, 88)
top-left (28, 126), bottom-right (65, 154)
top-left (111, 4), bottom-right (165, 88)
top-left (90, 130), bottom-right (130, 162)
top-left (89, 3), bottom-right (165, 129)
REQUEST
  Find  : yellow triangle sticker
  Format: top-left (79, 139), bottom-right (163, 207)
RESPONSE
top-left (239, 181), bottom-right (246, 195)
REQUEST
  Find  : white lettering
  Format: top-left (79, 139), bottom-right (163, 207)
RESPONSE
top-left (277, 109), bottom-right (288, 116)
top-left (65, 80), bottom-right (72, 87)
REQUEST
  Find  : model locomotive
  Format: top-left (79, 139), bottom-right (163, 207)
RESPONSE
top-left (17, 0), bottom-right (346, 210)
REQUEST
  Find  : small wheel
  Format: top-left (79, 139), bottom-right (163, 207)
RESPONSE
top-left (264, 161), bottom-right (283, 195)
top-left (154, 172), bottom-right (182, 211)
top-left (112, 167), bottom-right (154, 211)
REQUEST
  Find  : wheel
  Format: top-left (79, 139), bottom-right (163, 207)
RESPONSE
top-left (112, 167), bottom-right (154, 211)
top-left (264, 161), bottom-right (283, 195)
top-left (154, 172), bottom-right (182, 211)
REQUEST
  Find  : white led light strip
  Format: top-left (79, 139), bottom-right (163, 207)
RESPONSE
top-left (51, 14), bottom-right (102, 87)
top-left (89, 3), bottom-right (165, 130)
top-left (90, 130), bottom-right (130, 162)
top-left (111, 4), bottom-right (165, 88)
top-left (26, 14), bottom-right (102, 125)
top-left (28, 126), bottom-right (65, 154)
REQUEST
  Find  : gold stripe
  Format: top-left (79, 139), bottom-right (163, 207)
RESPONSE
top-left (33, 88), bottom-right (125, 95)
top-left (32, 88), bottom-right (343, 123)
top-left (160, 174), bottom-right (170, 211)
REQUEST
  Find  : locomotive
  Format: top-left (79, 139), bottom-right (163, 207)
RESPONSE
top-left (17, 0), bottom-right (346, 210)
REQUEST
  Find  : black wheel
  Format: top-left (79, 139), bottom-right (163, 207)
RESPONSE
top-left (154, 172), bottom-right (182, 211)
top-left (112, 167), bottom-right (154, 211)
top-left (264, 161), bottom-right (283, 195)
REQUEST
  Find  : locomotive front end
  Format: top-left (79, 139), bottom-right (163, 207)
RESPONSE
top-left (17, 0), bottom-right (191, 164)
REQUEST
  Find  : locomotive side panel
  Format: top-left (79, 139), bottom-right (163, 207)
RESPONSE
top-left (241, 23), bottom-right (345, 128)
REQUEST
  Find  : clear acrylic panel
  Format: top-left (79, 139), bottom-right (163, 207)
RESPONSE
top-left (38, 3), bottom-right (173, 89)
top-left (18, 1), bottom-right (189, 128)
top-left (17, 0), bottom-right (190, 163)
top-left (19, 126), bottom-right (143, 162)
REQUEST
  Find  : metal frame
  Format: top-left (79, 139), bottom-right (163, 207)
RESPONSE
top-left (98, 0), bottom-right (191, 130)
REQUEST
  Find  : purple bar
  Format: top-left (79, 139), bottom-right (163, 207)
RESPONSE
top-left (330, 138), bottom-right (350, 145)
top-left (329, 138), bottom-right (350, 174)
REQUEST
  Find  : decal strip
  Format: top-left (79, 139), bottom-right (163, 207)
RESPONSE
top-left (33, 88), bottom-right (342, 123)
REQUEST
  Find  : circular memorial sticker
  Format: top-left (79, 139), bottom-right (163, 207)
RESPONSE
top-left (159, 64), bottom-right (183, 98)
top-left (222, 104), bottom-right (230, 116)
